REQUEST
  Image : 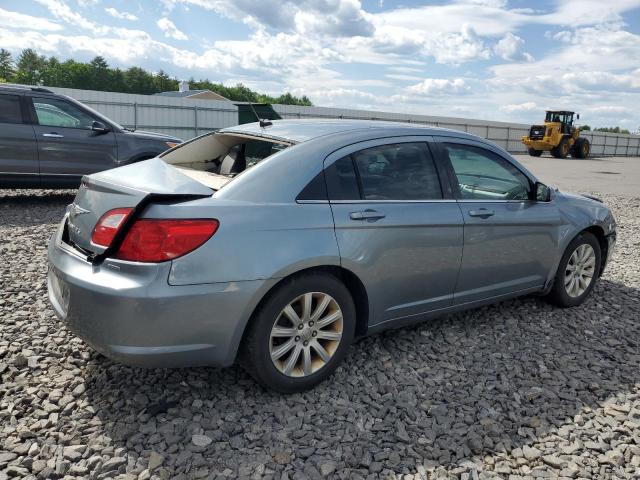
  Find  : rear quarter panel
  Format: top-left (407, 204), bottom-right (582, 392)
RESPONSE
top-left (139, 199), bottom-right (341, 285)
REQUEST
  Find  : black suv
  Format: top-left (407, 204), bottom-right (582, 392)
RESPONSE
top-left (0, 84), bottom-right (182, 188)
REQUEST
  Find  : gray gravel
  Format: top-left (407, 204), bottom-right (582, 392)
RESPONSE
top-left (1, 188), bottom-right (639, 480)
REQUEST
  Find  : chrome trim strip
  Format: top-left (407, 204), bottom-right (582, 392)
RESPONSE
top-left (330, 199), bottom-right (457, 204)
top-left (0, 171), bottom-right (39, 176)
top-left (457, 199), bottom-right (553, 204)
top-left (40, 173), bottom-right (82, 177)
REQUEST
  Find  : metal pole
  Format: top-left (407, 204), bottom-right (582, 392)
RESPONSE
top-left (194, 105), bottom-right (199, 137)
top-left (133, 102), bottom-right (138, 130)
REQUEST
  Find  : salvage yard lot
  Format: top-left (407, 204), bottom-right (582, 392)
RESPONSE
top-left (1, 157), bottom-right (639, 479)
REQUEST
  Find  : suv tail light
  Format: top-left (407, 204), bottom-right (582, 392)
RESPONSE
top-left (115, 219), bottom-right (219, 262)
top-left (91, 208), bottom-right (134, 247)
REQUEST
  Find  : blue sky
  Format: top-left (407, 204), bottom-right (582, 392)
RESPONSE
top-left (1, 0), bottom-right (639, 130)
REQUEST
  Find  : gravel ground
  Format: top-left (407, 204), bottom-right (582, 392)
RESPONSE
top-left (1, 189), bottom-right (639, 480)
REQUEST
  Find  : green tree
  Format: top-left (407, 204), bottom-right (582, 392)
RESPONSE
top-left (579, 125), bottom-right (591, 131)
top-left (594, 126), bottom-right (630, 134)
top-left (89, 56), bottom-right (110, 90)
top-left (0, 49), bottom-right (14, 82)
top-left (7, 48), bottom-right (314, 105)
top-left (154, 69), bottom-right (177, 92)
top-left (14, 49), bottom-right (47, 85)
top-left (123, 67), bottom-right (156, 94)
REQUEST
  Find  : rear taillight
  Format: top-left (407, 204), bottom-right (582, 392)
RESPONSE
top-left (91, 208), bottom-right (134, 247)
top-left (115, 219), bottom-right (219, 262)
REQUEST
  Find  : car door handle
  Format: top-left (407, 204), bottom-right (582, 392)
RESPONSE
top-left (350, 210), bottom-right (386, 221)
top-left (468, 209), bottom-right (495, 218)
top-left (42, 133), bottom-right (64, 138)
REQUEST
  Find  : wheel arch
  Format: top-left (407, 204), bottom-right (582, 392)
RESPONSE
top-left (582, 225), bottom-right (608, 276)
top-left (236, 265), bottom-right (370, 361)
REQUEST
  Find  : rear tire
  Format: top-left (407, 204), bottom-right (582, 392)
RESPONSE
top-left (528, 148), bottom-right (543, 157)
top-left (546, 231), bottom-right (601, 308)
top-left (572, 138), bottom-right (590, 159)
top-left (241, 272), bottom-right (356, 393)
top-left (551, 138), bottom-right (570, 158)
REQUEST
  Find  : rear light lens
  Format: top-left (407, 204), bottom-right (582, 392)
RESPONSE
top-left (91, 208), bottom-right (134, 247)
top-left (115, 219), bottom-right (219, 262)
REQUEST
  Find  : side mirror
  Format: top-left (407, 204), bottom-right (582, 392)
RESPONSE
top-left (576, 114), bottom-right (580, 120)
top-left (91, 120), bottom-right (110, 134)
top-left (535, 182), bottom-right (552, 202)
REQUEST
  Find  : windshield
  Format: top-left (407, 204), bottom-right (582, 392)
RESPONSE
top-left (545, 112), bottom-right (573, 124)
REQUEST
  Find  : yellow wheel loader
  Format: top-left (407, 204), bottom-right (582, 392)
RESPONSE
top-left (522, 110), bottom-right (590, 158)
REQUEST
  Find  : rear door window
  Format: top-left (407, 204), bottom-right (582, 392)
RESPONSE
top-left (0, 95), bottom-right (23, 124)
top-left (325, 156), bottom-right (361, 201)
top-left (352, 143), bottom-right (442, 200)
top-left (32, 97), bottom-right (95, 129)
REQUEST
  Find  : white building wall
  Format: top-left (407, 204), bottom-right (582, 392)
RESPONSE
top-left (45, 86), bottom-right (640, 156)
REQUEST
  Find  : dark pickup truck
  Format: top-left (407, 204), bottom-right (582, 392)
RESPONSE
top-left (0, 84), bottom-right (182, 188)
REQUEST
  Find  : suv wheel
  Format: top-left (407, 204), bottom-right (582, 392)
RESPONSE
top-left (241, 273), bottom-right (356, 392)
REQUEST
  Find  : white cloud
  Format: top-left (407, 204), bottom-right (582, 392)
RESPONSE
top-left (501, 101), bottom-right (538, 113)
top-left (0, 7), bottom-right (62, 31)
top-left (166, 0), bottom-right (375, 37)
top-left (157, 17), bottom-right (188, 40)
top-left (77, 0), bottom-right (99, 6)
top-left (407, 78), bottom-right (470, 95)
top-left (494, 33), bottom-right (533, 62)
top-left (105, 8), bottom-right (138, 21)
top-left (3, 0), bottom-right (640, 130)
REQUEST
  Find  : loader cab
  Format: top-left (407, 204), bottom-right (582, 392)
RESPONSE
top-left (545, 111), bottom-right (576, 135)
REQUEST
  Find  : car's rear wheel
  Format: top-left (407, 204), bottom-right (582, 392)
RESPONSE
top-left (546, 231), bottom-right (601, 307)
top-left (241, 273), bottom-right (356, 392)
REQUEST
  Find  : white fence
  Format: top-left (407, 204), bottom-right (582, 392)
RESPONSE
top-left (48, 87), bottom-right (640, 157)
top-left (48, 87), bottom-right (237, 140)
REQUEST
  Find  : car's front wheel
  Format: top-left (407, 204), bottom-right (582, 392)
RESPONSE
top-left (546, 231), bottom-right (601, 307)
top-left (241, 272), bottom-right (356, 393)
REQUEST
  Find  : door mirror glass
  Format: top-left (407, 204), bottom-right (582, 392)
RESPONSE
top-left (535, 182), bottom-right (551, 202)
top-left (91, 120), bottom-right (110, 133)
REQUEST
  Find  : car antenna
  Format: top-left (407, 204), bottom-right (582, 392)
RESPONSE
top-left (247, 101), bottom-right (273, 128)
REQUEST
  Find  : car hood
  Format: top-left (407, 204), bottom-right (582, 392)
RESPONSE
top-left (122, 129), bottom-right (182, 143)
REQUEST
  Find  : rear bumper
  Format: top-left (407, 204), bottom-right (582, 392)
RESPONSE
top-left (47, 216), bottom-right (271, 368)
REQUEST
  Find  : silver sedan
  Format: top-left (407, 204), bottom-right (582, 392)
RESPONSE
top-left (47, 120), bottom-right (616, 392)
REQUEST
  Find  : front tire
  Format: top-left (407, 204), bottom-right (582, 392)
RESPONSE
top-left (551, 138), bottom-right (570, 158)
top-left (546, 231), bottom-right (601, 307)
top-left (241, 272), bottom-right (356, 393)
top-left (528, 148), bottom-right (543, 157)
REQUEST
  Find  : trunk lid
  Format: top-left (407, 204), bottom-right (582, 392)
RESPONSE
top-left (66, 158), bottom-right (213, 253)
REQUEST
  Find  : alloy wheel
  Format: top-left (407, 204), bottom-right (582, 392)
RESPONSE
top-left (564, 244), bottom-right (596, 297)
top-left (269, 292), bottom-right (343, 377)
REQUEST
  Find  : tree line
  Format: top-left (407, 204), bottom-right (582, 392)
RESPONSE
top-left (0, 49), bottom-right (313, 106)
top-left (580, 125), bottom-right (631, 134)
